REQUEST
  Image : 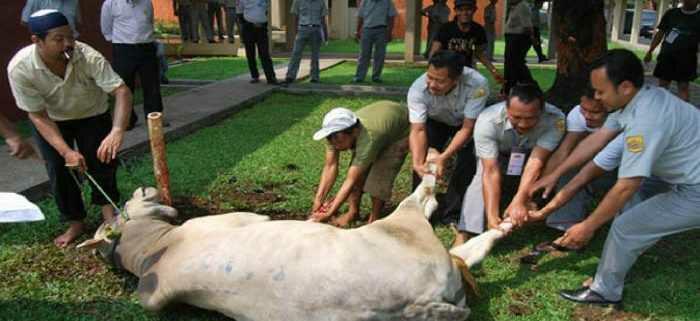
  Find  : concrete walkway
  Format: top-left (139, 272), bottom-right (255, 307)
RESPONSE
top-left (0, 58), bottom-right (343, 199)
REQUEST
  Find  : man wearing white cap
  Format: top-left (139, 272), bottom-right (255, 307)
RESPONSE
top-left (7, 10), bottom-right (132, 248)
top-left (309, 101), bottom-right (409, 227)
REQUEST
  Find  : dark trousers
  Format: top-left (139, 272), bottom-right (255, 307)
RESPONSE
top-left (32, 113), bottom-right (120, 222)
top-left (412, 118), bottom-right (477, 224)
top-left (241, 19), bottom-right (277, 82)
top-left (177, 5), bottom-right (192, 41)
top-left (208, 1), bottom-right (225, 38)
top-left (532, 27), bottom-right (546, 60)
top-left (111, 43), bottom-right (164, 124)
top-left (504, 33), bottom-right (535, 94)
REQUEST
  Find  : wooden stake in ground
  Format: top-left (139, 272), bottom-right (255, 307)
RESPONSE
top-left (147, 112), bottom-right (172, 206)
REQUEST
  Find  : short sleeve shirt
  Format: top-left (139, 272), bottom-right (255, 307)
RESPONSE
top-left (241, 0), bottom-right (268, 23)
top-left (566, 105), bottom-right (595, 133)
top-left (603, 86), bottom-right (700, 184)
top-left (291, 0), bottom-right (328, 26)
top-left (657, 8), bottom-right (700, 53)
top-left (593, 134), bottom-right (624, 172)
top-left (474, 102), bottom-right (566, 159)
top-left (7, 41), bottom-right (124, 121)
top-left (407, 67), bottom-right (490, 127)
top-left (327, 100), bottom-right (409, 170)
top-left (358, 0), bottom-right (397, 29)
top-left (434, 21), bottom-right (488, 68)
top-left (505, 1), bottom-right (533, 35)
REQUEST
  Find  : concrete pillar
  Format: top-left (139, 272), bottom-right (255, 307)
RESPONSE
top-left (630, 0), bottom-right (642, 45)
top-left (271, 0), bottom-right (283, 29)
top-left (331, 0), bottom-right (349, 39)
top-left (610, 0), bottom-right (625, 41)
top-left (404, 0), bottom-right (422, 62)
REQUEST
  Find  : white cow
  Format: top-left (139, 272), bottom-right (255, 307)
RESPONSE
top-left (79, 176), bottom-right (478, 321)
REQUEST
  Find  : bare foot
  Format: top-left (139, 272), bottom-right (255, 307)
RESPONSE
top-left (332, 211), bottom-right (358, 228)
top-left (54, 221), bottom-right (85, 248)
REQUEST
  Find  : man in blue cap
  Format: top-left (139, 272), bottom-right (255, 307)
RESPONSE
top-left (7, 10), bottom-right (133, 248)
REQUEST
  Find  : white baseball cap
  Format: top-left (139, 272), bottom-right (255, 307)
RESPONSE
top-left (312, 107), bottom-right (358, 141)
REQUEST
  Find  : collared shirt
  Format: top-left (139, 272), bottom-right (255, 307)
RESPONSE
top-left (291, 0), bottom-right (328, 26)
top-left (474, 101), bottom-right (565, 159)
top-left (240, 0), bottom-right (268, 24)
top-left (566, 105), bottom-right (596, 133)
top-left (505, 1), bottom-right (532, 35)
top-left (21, 0), bottom-right (81, 37)
top-left (357, 0), bottom-right (397, 29)
top-left (593, 134), bottom-right (623, 172)
top-left (407, 68), bottom-right (489, 127)
top-left (7, 41), bottom-right (124, 121)
top-left (603, 86), bottom-right (700, 185)
top-left (101, 0), bottom-right (155, 44)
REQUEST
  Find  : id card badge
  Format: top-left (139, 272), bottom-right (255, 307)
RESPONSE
top-left (506, 147), bottom-right (527, 176)
top-left (665, 29), bottom-right (679, 44)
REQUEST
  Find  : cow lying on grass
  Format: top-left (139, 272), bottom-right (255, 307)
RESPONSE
top-left (79, 176), bottom-right (479, 321)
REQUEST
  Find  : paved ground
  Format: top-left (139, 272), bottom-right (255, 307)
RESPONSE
top-left (2, 57), bottom-right (698, 200)
top-left (0, 58), bottom-right (343, 199)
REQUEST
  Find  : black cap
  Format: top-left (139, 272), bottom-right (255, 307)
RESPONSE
top-left (454, 0), bottom-right (477, 8)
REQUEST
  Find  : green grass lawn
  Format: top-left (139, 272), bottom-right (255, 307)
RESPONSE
top-left (317, 38), bottom-right (548, 58)
top-left (166, 57), bottom-right (288, 80)
top-left (308, 61), bottom-right (557, 93)
top-left (2, 92), bottom-right (698, 321)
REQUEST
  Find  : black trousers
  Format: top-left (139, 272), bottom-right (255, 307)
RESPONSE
top-left (241, 19), bottom-right (277, 82)
top-left (504, 33), bottom-right (535, 94)
top-left (111, 43), bottom-right (164, 124)
top-left (208, 1), bottom-right (225, 38)
top-left (412, 118), bottom-right (477, 224)
top-left (32, 113), bottom-right (120, 222)
top-left (532, 27), bottom-right (546, 60)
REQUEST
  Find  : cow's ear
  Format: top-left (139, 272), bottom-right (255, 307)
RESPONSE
top-left (77, 238), bottom-right (106, 250)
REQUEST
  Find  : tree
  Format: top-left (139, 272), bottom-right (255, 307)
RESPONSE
top-left (546, 0), bottom-right (607, 112)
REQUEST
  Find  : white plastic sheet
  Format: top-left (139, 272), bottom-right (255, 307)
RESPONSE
top-left (0, 193), bottom-right (45, 223)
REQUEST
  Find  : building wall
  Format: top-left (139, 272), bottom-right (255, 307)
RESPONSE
top-left (1, 1), bottom-right (111, 121)
top-left (151, 0), bottom-right (505, 40)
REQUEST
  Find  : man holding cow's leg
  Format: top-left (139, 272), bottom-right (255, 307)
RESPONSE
top-left (454, 83), bottom-right (565, 246)
top-left (533, 49), bottom-right (700, 306)
top-left (407, 50), bottom-right (490, 228)
top-left (7, 10), bottom-right (132, 247)
top-left (309, 101), bottom-right (409, 227)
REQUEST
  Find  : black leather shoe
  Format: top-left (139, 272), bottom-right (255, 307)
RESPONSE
top-left (559, 287), bottom-right (621, 306)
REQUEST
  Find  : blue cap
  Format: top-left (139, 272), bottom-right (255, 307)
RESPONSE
top-left (28, 9), bottom-right (69, 35)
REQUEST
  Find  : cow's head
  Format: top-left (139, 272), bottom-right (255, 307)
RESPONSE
top-left (76, 187), bottom-right (178, 256)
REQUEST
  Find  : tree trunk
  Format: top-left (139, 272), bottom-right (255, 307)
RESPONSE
top-left (546, 0), bottom-right (607, 113)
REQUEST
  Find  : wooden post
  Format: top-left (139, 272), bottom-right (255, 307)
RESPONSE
top-left (147, 112), bottom-right (172, 206)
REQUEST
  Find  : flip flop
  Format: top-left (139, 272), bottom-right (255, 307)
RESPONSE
top-left (551, 242), bottom-right (586, 253)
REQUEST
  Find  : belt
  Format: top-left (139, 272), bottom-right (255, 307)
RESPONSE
top-left (299, 24), bottom-right (320, 27)
top-left (365, 25), bottom-right (387, 29)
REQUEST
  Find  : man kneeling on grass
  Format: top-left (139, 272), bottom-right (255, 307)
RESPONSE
top-left (308, 101), bottom-right (409, 227)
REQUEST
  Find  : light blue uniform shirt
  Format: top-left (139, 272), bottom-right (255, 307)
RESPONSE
top-left (357, 0), bottom-right (397, 29)
top-left (240, 0), bottom-right (268, 24)
top-left (603, 86), bottom-right (700, 185)
top-left (474, 101), bottom-right (565, 159)
top-left (407, 68), bottom-right (490, 127)
top-left (100, 0), bottom-right (155, 44)
top-left (291, 0), bottom-right (328, 26)
top-left (21, 0), bottom-right (81, 37)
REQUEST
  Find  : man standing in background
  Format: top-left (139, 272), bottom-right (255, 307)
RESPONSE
top-left (352, 0), bottom-right (396, 84)
top-left (282, 0), bottom-right (328, 85)
top-left (503, 0), bottom-right (536, 94)
top-left (420, 0), bottom-right (450, 59)
top-left (239, 0), bottom-right (279, 84)
top-left (191, 0), bottom-right (215, 43)
top-left (208, 0), bottom-right (225, 42)
top-left (224, 0), bottom-right (238, 43)
top-left (101, 0), bottom-right (165, 130)
top-left (173, 0), bottom-right (193, 42)
top-left (483, 0), bottom-right (497, 62)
